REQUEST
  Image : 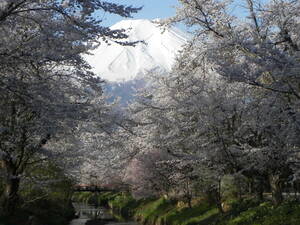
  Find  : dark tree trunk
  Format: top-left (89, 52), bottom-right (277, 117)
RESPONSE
top-left (248, 178), bottom-right (254, 194)
top-left (185, 181), bottom-right (192, 208)
top-left (236, 177), bottom-right (243, 201)
top-left (1, 176), bottom-right (20, 216)
top-left (216, 179), bottom-right (224, 214)
top-left (256, 189), bottom-right (264, 201)
top-left (187, 195), bottom-right (192, 208)
top-left (256, 182), bottom-right (264, 201)
top-left (269, 174), bottom-right (283, 205)
top-left (206, 180), bottom-right (224, 214)
top-left (0, 160), bottom-right (21, 217)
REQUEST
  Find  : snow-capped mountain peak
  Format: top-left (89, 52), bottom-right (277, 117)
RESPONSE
top-left (85, 19), bottom-right (188, 82)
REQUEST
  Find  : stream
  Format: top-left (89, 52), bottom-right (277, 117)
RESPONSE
top-left (69, 203), bottom-right (138, 225)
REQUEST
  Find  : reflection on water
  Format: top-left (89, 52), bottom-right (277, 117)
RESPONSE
top-left (69, 217), bottom-right (89, 225)
top-left (69, 202), bottom-right (138, 225)
top-left (69, 202), bottom-right (113, 225)
top-left (73, 202), bottom-right (114, 220)
top-left (107, 223), bottom-right (138, 225)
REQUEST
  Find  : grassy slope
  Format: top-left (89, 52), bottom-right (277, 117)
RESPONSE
top-left (74, 192), bottom-right (300, 225)
top-left (136, 198), bottom-right (300, 225)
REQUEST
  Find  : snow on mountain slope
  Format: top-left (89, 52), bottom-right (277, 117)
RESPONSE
top-left (85, 19), bottom-right (188, 82)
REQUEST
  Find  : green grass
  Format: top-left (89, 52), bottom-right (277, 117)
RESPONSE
top-left (73, 192), bottom-right (300, 225)
top-left (158, 201), bottom-right (214, 225)
top-left (162, 206), bottom-right (219, 225)
top-left (134, 197), bottom-right (221, 225)
top-left (134, 197), bottom-right (176, 225)
top-left (134, 197), bottom-right (300, 225)
top-left (108, 192), bottom-right (140, 218)
top-left (221, 200), bottom-right (300, 225)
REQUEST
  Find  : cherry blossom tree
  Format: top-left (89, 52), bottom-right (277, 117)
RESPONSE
top-left (0, 0), bottom-right (141, 215)
top-left (123, 149), bottom-right (173, 199)
top-left (159, 0), bottom-right (300, 205)
top-left (128, 45), bottom-right (298, 205)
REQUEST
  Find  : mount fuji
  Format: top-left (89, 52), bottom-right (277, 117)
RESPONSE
top-left (85, 19), bottom-right (188, 103)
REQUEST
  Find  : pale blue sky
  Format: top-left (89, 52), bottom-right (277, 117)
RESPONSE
top-left (99, 0), bottom-right (179, 26)
top-left (98, 0), bottom-right (250, 30)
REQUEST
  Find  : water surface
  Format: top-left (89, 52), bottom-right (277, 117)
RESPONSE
top-left (69, 203), bottom-right (138, 225)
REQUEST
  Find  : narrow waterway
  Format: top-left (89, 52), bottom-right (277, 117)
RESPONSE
top-left (69, 203), bottom-right (138, 225)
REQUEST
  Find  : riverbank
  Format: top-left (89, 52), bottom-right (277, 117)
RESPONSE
top-left (73, 192), bottom-right (300, 225)
top-left (0, 165), bottom-right (75, 225)
top-left (0, 198), bottom-right (75, 225)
